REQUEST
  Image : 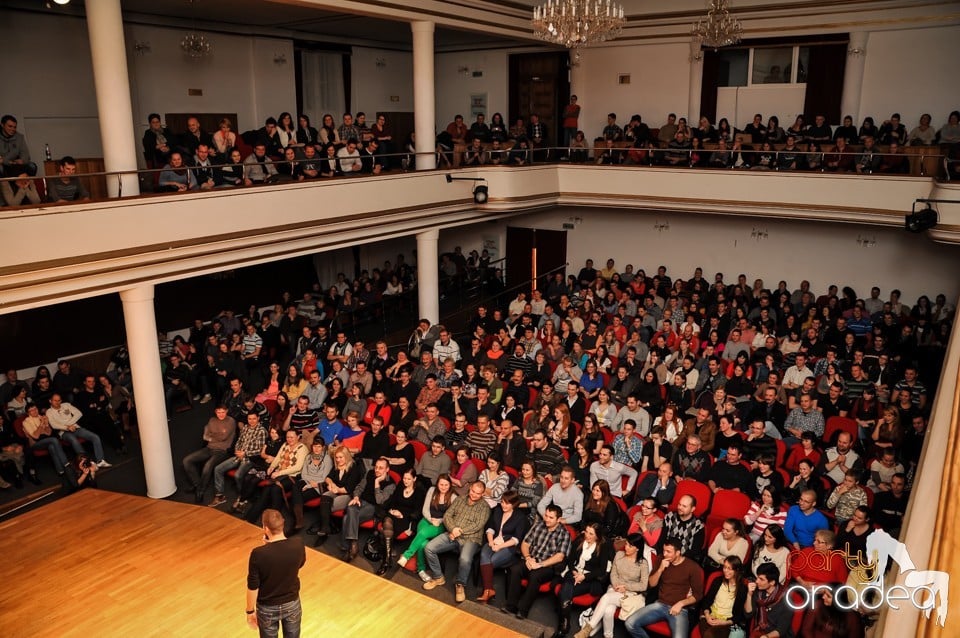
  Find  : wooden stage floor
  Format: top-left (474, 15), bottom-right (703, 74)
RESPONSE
top-left (0, 490), bottom-right (524, 638)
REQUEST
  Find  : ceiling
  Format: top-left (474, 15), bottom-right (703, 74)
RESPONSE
top-left (19, 0), bottom-right (960, 51)
top-left (115, 0), bottom-right (534, 49)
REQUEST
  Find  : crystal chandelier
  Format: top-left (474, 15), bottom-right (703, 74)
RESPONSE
top-left (181, 32), bottom-right (212, 58)
top-left (691, 0), bottom-right (743, 50)
top-left (532, 0), bottom-right (626, 49)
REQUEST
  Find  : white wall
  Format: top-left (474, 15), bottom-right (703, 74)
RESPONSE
top-left (351, 47), bottom-right (414, 115)
top-left (575, 43), bottom-right (692, 137)
top-left (3, 11), bottom-right (298, 169)
top-left (126, 24), bottom-right (295, 141)
top-left (435, 50), bottom-right (510, 133)
top-left (716, 85), bottom-right (806, 132)
top-left (6, 12), bottom-right (101, 162)
top-left (510, 208), bottom-right (960, 304)
top-left (858, 25), bottom-right (960, 129)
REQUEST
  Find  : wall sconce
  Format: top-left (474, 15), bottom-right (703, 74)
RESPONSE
top-left (751, 227), bottom-right (768, 241)
top-left (856, 234), bottom-right (877, 248)
top-left (847, 46), bottom-right (866, 58)
top-left (375, 57), bottom-right (387, 70)
top-left (689, 51), bottom-right (704, 62)
top-left (273, 53), bottom-right (288, 65)
top-left (653, 220), bottom-right (670, 233)
top-left (133, 41), bottom-right (151, 55)
top-left (458, 65), bottom-right (470, 76)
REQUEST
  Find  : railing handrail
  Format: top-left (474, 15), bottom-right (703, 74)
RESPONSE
top-left (8, 146), bottom-right (946, 181)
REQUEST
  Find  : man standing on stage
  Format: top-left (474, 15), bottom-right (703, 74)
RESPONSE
top-left (246, 509), bottom-right (306, 637)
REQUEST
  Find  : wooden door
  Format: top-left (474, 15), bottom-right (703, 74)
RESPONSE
top-left (506, 226), bottom-right (567, 291)
top-left (509, 52), bottom-right (570, 148)
top-left (377, 111), bottom-right (414, 153)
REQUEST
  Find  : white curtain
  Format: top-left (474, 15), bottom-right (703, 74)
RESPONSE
top-left (301, 51), bottom-right (346, 123)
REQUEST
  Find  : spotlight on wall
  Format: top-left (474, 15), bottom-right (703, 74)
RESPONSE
top-left (445, 174), bottom-right (489, 204)
top-left (905, 204), bottom-right (938, 233)
top-left (273, 53), bottom-right (288, 65)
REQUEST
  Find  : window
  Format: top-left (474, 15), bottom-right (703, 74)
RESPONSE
top-left (717, 50), bottom-right (749, 87)
top-left (714, 45), bottom-right (810, 86)
top-left (752, 47), bottom-right (793, 84)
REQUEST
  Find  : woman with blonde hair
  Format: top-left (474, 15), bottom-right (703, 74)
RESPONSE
top-left (311, 444), bottom-right (364, 545)
top-left (212, 117), bottom-right (236, 155)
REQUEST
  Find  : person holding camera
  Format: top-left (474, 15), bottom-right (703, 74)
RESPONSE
top-left (66, 455), bottom-right (98, 492)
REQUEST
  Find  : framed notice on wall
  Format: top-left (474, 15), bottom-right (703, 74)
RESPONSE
top-left (470, 93), bottom-right (488, 120)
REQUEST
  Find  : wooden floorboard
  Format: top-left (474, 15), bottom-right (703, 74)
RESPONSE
top-left (0, 490), bottom-right (525, 638)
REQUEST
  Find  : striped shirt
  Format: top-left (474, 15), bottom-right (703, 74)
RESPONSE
top-left (242, 332), bottom-right (263, 355)
top-left (466, 428), bottom-right (497, 459)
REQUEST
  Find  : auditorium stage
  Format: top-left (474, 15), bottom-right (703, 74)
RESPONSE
top-left (0, 490), bottom-right (525, 638)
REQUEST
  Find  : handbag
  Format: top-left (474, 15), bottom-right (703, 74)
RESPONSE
top-left (618, 592), bottom-right (646, 620)
top-left (728, 625), bottom-right (746, 638)
top-left (362, 533), bottom-right (384, 562)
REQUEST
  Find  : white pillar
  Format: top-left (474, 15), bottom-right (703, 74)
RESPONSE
top-left (840, 32), bottom-right (869, 124)
top-left (568, 50), bottom-right (586, 145)
top-left (688, 40), bottom-right (704, 123)
top-left (412, 21), bottom-right (437, 171)
top-left (569, 50), bottom-right (585, 96)
top-left (416, 229), bottom-right (440, 324)
top-left (120, 285), bottom-right (176, 498)
top-left (85, 0), bottom-right (140, 199)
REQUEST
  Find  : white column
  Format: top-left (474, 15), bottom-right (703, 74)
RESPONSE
top-left (411, 21), bottom-right (437, 171)
top-left (688, 40), bottom-right (704, 123)
top-left (416, 229), bottom-right (440, 324)
top-left (840, 32), bottom-right (869, 124)
top-left (569, 50), bottom-right (585, 96)
top-left (120, 285), bottom-right (176, 498)
top-left (85, 0), bottom-right (140, 199)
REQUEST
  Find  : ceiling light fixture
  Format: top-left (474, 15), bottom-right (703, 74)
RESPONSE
top-left (181, 32), bottom-right (212, 58)
top-left (532, 0), bottom-right (626, 49)
top-left (691, 0), bottom-right (743, 51)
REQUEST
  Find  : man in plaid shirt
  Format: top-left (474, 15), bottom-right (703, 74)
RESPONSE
top-left (210, 411), bottom-right (266, 507)
top-left (502, 504), bottom-right (572, 618)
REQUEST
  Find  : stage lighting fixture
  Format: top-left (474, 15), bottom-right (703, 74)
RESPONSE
top-left (905, 205), bottom-right (937, 233)
top-left (445, 174), bottom-right (488, 204)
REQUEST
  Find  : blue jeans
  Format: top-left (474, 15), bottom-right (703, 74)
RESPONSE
top-left (60, 428), bottom-right (105, 462)
top-left (424, 534), bottom-right (479, 585)
top-left (624, 601), bottom-right (690, 638)
top-left (31, 436), bottom-right (68, 472)
top-left (213, 455), bottom-right (254, 494)
top-left (256, 598), bottom-right (301, 638)
top-left (480, 544), bottom-right (519, 569)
